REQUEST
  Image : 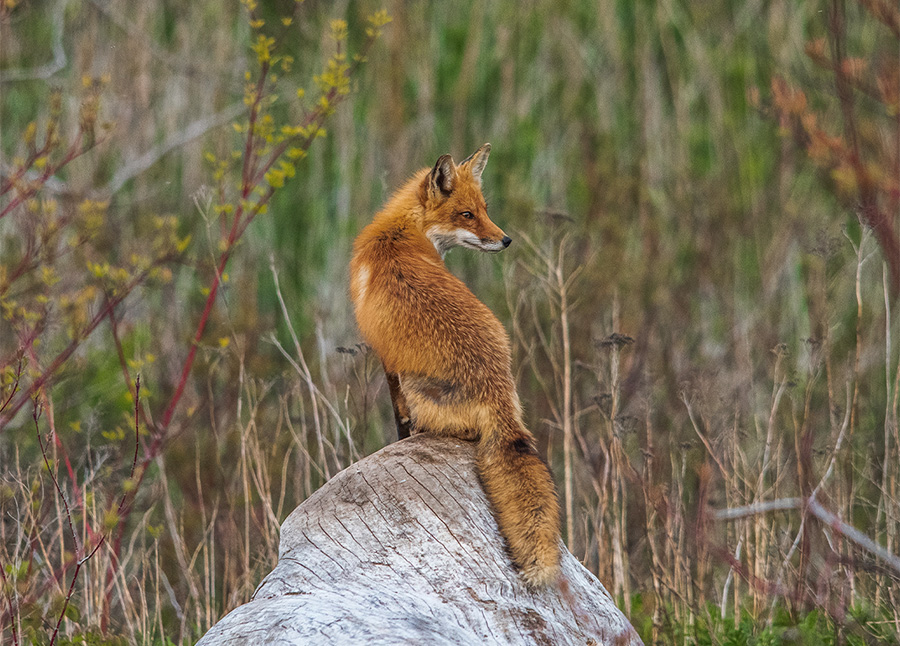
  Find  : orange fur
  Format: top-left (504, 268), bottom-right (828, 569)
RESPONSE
top-left (349, 144), bottom-right (561, 587)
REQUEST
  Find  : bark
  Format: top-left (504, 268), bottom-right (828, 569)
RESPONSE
top-left (197, 434), bottom-right (643, 646)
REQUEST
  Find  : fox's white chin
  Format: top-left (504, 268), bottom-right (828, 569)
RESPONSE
top-left (427, 228), bottom-right (505, 257)
top-left (471, 240), bottom-right (506, 252)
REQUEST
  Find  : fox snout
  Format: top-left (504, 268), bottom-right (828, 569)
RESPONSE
top-left (475, 232), bottom-right (511, 253)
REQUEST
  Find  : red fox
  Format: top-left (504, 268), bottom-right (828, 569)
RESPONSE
top-left (349, 144), bottom-right (561, 588)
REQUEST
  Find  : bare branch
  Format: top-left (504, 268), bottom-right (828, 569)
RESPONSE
top-left (711, 496), bottom-right (900, 576)
top-left (711, 497), bottom-right (803, 521)
top-left (103, 101), bottom-right (245, 195)
top-left (807, 497), bottom-right (900, 576)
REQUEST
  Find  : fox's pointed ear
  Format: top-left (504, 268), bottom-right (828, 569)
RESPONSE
top-left (428, 154), bottom-right (456, 198)
top-left (460, 143), bottom-right (491, 185)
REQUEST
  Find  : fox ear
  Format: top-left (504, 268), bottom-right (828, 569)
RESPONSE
top-left (460, 143), bottom-right (491, 185)
top-left (429, 154), bottom-right (456, 197)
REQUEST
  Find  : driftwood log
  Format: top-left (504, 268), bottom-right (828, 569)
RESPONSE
top-left (196, 434), bottom-right (643, 645)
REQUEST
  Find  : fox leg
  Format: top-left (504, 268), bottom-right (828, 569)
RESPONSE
top-left (383, 367), bottom-right (412, 440)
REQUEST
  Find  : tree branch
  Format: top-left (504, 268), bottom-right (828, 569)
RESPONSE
top-left (711, 496), bottom-right (900, 576)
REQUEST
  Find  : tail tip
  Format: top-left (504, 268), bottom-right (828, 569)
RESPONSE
top-left (520, 562), bottom-right (561, 589)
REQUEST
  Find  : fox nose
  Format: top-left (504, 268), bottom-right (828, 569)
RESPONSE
top-left (502, 236), bottom-right (512, 248)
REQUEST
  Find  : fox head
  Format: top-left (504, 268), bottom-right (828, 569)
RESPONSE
top-left (417, 143), bottom-right (511, 258)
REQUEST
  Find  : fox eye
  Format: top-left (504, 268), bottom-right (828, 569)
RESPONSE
top-left (461, 211), bottom-right (475, 220)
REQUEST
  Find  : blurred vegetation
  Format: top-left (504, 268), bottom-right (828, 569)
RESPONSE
top-left (2, 0), bottom-right (899, 644)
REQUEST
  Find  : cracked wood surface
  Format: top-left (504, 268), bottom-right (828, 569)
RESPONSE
top-left (196, 434), bottom-right (643, 646)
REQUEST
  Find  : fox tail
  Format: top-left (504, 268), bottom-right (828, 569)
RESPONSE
top-left (476, 418), bottom-right (562, 588)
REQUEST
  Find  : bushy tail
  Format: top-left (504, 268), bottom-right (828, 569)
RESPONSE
top-left (476, 418), bottom-right (561, 588)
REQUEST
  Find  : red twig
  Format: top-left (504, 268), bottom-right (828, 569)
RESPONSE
top-left (123, 376), bottom-right (142, 504)
top-left (0, 135), bottom-right (56, 196)
top-left (0, 132), bottom-right (110, 221)
top-left (0, 357), bottom-right (23, 413)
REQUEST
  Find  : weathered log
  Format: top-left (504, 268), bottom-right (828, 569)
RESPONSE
top-left (197, 434), bottom-right (643, 645)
